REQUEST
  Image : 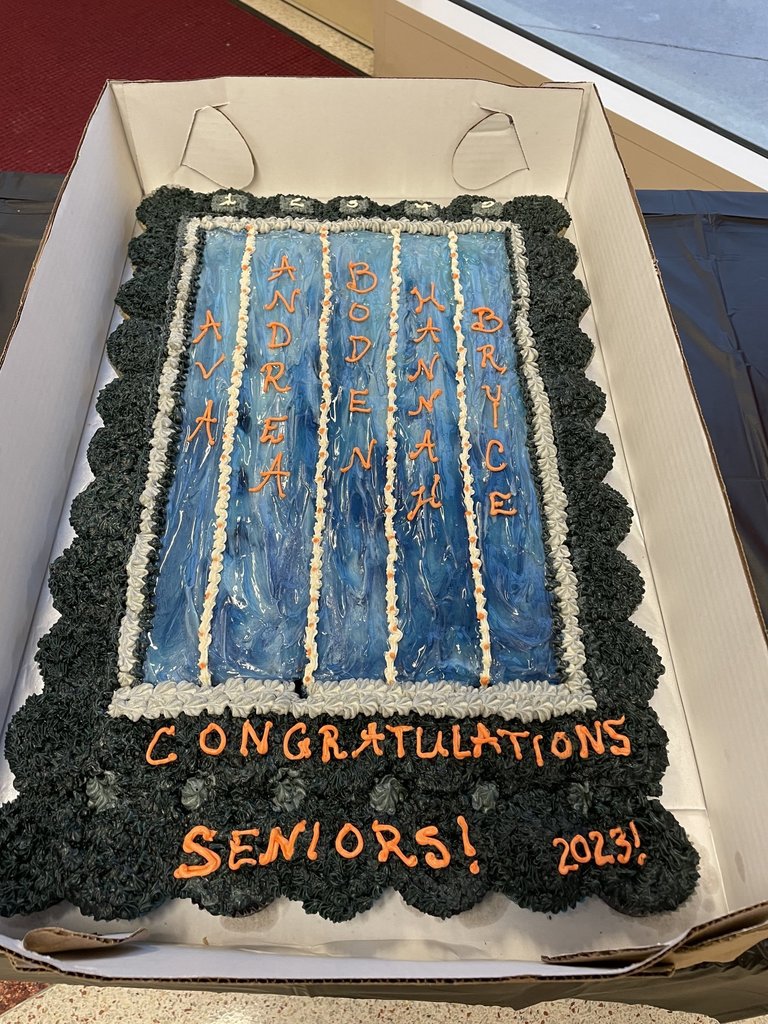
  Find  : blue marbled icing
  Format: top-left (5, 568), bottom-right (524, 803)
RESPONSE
top-left (144, 227), bottom-right (247, 683)
top-left (458, 231), bottom-right (558, 682)
top-left (315, 232), bottom-right (391, 680)
top-left (207, 230), bottom-right (322, 680)
top-left (144, 224), bottom-right (558, 688)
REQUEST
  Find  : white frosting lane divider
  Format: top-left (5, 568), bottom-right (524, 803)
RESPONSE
top-left (383, 228), bottom-right (403, 686)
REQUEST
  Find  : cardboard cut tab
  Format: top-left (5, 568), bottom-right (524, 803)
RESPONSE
top-left (23, 927), bottom-right (148, 955)
top-left (452, 110), bottom-right (528, 190)
top-left (180, 105), bottom-right (254, 189)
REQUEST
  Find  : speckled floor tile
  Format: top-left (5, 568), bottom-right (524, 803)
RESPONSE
top-left (0, 982), bottom-right (46, 1015)
top-left (0, 989), bottom-right (734, 1024)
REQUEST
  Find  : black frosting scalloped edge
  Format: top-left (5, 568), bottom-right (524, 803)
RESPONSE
top-left (0, 189), bottom-right (699, 923)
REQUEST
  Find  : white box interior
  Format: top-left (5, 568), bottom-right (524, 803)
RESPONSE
top-left (1, 78), bottom-right (766, 982)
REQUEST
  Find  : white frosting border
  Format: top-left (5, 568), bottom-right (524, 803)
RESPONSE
top-left (111, 213), bottom-right (593, 720)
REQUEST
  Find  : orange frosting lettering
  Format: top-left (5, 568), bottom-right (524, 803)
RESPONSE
top-left (260, 361), bottom-right (291, 394)
top-left (267, 321), bottom-right (292, 349)
top-left (349, 388), bottom-right (372, 415)
top-left (173, 825), bottom-right (221, 879)
top-left (259, 821), bottom-right (307, 865)
top-left (283, 722), bottom-right (312, 761)
top-left (346, 261), bottom-right (378, 294)
top-left (259, 415), bottom-right (288, 445)
top-left (415, 727), bottom-right (449, 759)
top-left (194, 353), bottom-right (226, 380)
top-left (481, 383), bottom-right (502, 428)
top-left (407, 473), bottom-right (442, 521)
top-left (408, 353), bottom-right (440, 383)
top-left (470, 306), bottom-right (503, 333)
top-left (532, 733), bottom-right (545, 767)
top-left (415, 826), bottom-right (451, 869)
top-left (551, 731), bottom-right (573, 760)
top-left (352, 721), bottom-right (386, 759)
top-left (267, 255), bottom-right (297, 281)
top-left (413, 316), bottom-right (441, 345)
top-left (240, 720), bottom-right (272, 757)
top-left (335, 822), bottom-right (364, 859)
top-left (371, 821), bottom-right (418, 867)
top-left (187, 398), bottom-right (218, 447)
top-left (348, 302), bottom-right (370, 322)
top-left (307, 821), bottom-right (321, 861)
top-left (489, 491), bottom-right (517, 517)
top-left (407, 388), bottom-right (443, 417)
top-left (456, 815), bottom-right (480, 875)
top-left (476, 343), bottom-right (507, 374)
top-left (192, 308), bottom-right (222, 344)
top-left (409, 428), bottom-right (438, 464)
top-left (497, 729), bottom-right (530, 761)
top-left (250, 451), bottom-right (290, 499)
top-left (574, 722), bottom-right (605, 759)
top-left (385, 723), bottom-right (414, 758)
top-left (199, 722), bottom-right (227, 756)
top-left (484, 439), bottom-right (507, 473)
top-left (228, 828), bottom-right (260, 870)
top-left (471, 722), bottom-right (502, 757)
top-left (146, 724), bottom-right (178, 766)
top-left (318, 723), bottom-right (349, 763)
top-left (451, 724), bottom-right (472, 760)
top-left (410, 283), bottom-right (446, 314)
top-left (263, 288), bottom-right (300, 313)
top-left (340, 438), bottom-right (377, 474)
top-left (603, 716), bottom-right (631, 757)
top-left (345, 336), bottom-right (372, 363)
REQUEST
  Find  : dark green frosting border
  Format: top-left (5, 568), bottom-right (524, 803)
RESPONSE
top-left (0, 189), bottom-right (699, 923)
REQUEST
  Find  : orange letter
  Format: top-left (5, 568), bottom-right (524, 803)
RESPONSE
top-left (260, 361), bottom-right (291, 394)
top-left (415, 826), bottom-right (451, 869)
top-left (173, 825), bottom-right (221, 879)
top-left (497, 729), bottom-right (530, 760)
top-left (489, 491), bottom-right (517, 517)
top-left (407, 388), bottom-right (443, 417)
top-left (187, 398), bottom-right (218, 447)
top-left (283, 722), bottom-right (312, 760)
top-left (371, 821), bottom-right (418, 867)
top-left (485, 439), bottom-right (507, 472)
top-left (574, 722), bottom-right (605, 759)
top-left (259, 415), bottom-right (288, 445)
top-left (481, 383), bottom-right (502, 428)
top-left (409, 428), bottom-right (438, 464)
top-left (146, 724), bottom-right (177, 766)
top-left (240, 720), bottom-right (272, 757)
top-left (318, 724), bottom-right (349, 762)
top-left (250, 451), bottom-right (290, 499)
top-left (229, 829), bottom-right (261, 870)
top-left (345, 336), bottom-right (372, 363)
top-left (451, 724), bottom-right (472, 760)
top-left (352, 721), bottom-right (386, 759)
top-left (192, 308), bottom-right (222, 344)
top-left (199, 722), bottom-right (227, 756)
top-left (471, 306), bottom-right (503, 333)
top-left (268, 255), bottom-right (296, 281)
top-left (407, 474), bottom-right (442, 521)
top-left (264, 288), bottom-right (300, 313)
top-left (408, 353), bottom-right (440, 382)
top-left (194, 354), bottom-right (226, 380)
top-left (385, 723), bottom-right (414, 758)
top-left (470, 722), bottom-right (502, 757)
top-left (411, 283), bottom-right (446, 314)
top-left (259, 821), bottom-right (307, 865)
top-left (349, 388), bottom-right (372, 415)
top-left (335, 823), bottom-right (364, 859)
top-left (266, 321), bottom-right (292, 349)
top-left (340, 438), bottom-right (377, 473)
top-left (477, 343), bottom-right (507, 374)
top-left (415, 727), bottom-right (449, 759)
top-left (551, 731), bottom-right (574, 760)
top-left (347, 261), bottom-right (378, 294)
top-left (348, 302), bottom-right (370, 322)
top-left (603, 716), bottom-right (632, 757)
top-left (413, 316), bottom-right (441, 345)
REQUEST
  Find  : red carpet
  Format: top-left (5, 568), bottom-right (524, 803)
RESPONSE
top-left (1, 0), bottom-right (356, 173)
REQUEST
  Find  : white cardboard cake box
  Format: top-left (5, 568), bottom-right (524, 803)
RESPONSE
top-left (1, 77), bottom-right (768, 1011)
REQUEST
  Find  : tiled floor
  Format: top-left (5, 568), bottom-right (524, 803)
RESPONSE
top-left (0, 989), bottom-right (730, 1023)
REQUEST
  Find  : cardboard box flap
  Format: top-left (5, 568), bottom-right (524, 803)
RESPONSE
top-left (544, 901), bottom-right (768, 972)
top-left (23, 927), bottom-right (148, 956)
top-left (110, 77), bottom-right (584, 200)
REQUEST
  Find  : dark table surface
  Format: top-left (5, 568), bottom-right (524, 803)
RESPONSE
top-left (2, 173), bottom-right (766, 624)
